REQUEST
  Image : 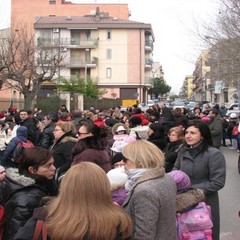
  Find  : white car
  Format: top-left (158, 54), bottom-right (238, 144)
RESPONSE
top-left (172, 101), bottom-right (185, 110)
top-left (147, 100), bottom-right (154, 107)
top-left (226, 109), bottom-right (240, 118)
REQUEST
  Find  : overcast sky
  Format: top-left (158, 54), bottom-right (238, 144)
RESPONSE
top-left (0, 0), bottom-right (219, 93)
top-left (0, 0), bottom-right (11, 29)
top-left (128, 0), bottom-right (219, 94)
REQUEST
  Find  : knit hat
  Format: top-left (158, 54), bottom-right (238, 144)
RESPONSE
top-left (107, 167), bottom-right (127, 187)
top-left (168, 170), bottom-right (191, 192)
top-left (0, 166), bottom-right (5, 173)
top-left (230, 113), bottom-right (237, 119)
top-left (201, 116), bottom-right (210, 123)
top-left (129, 116), bottom-right (142, 125)
top-left (105, 118), bottom-right (119, 127)
top-left (116, 125), bottom-right (126, 132)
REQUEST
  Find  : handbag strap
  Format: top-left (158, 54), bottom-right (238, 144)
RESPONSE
top-left (33, 220), bottom-right (47, 240)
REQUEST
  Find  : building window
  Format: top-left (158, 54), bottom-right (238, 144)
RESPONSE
top-left (107, 30), bottom-right (111, 40)
top-left (106, 49), bottom-right (112, 59)
top-left (106, 68), bottom-right (112, 78)
top-left (49, 0), bottom-right (56, 4)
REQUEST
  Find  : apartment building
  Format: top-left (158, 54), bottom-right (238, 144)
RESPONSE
top-left (191, 50), bottom-right (210, 101)
top-left (34, 8), bottom-right (154, 102)
top-left (0, 0), bottom-right (155, 108)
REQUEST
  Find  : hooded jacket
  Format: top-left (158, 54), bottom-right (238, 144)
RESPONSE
top-left (2, 126), bottom-right (29, 165)
top-left (1, 168), bottom-right (58, 240)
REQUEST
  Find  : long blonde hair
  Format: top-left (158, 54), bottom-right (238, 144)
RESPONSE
top-left (46, 163), bottom-right (132, 240)
top-left (122, 140), bottom-right (165, 169)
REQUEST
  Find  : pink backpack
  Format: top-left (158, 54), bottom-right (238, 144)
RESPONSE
top-left (177, 202), bottom-right (213, 240)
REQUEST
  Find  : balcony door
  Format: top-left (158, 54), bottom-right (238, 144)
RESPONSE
top-left (71, 31), bottom-right (80, 45)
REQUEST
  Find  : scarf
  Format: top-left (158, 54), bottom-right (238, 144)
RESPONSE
top-left (125, 168), bottom-right (147, 191)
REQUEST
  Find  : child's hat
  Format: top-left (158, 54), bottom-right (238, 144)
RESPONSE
top-left (0, 166), bottom-right (5, 173)
top-left (116, 126), bottom-right (126, 132)
top-left (168, 170), bottom-right (191, 191)
top-left (107, 167), bottom-right (127, 187)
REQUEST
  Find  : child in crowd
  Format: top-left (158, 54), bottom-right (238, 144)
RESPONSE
top-left (164, 127), bottom-right (185, 173)
top-left (111, 123), bottom-right (136, 155)
top-left (107, 166), bottom-right (128, 206)
top-left (168, 170), bottom-right (210, 239)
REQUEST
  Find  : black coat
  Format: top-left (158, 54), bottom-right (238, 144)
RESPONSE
top-left (20, 117), bottom-right (39, 145)
top-left (147, 135), bottom-right (167, 151)
top-left (38, 122), bottom-right (55, 149)
top-left (164, 140), bottom-right (182, 173)
top-left (1, 168), bottom-right (58, 240)
top-left (50, 132), bottom-right (78, 170)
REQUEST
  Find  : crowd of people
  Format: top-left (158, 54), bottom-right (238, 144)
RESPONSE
top-left (0, 101), bottom-right (233, 239)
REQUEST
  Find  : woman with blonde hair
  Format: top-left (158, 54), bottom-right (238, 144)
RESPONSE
top-left (15, 162), bottom-right (132, 240)
top-left (122, 140), bottom-right (177, 240)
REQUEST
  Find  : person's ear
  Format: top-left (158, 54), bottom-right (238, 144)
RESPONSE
top-left (28, 166), bottom-right (36, 174)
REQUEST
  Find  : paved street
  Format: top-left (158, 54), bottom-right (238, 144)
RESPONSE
top-left (219, 146), bottom-right (240, 240)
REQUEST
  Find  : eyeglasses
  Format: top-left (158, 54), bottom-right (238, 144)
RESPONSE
top-left (77, 132), bottom-right (89, 136)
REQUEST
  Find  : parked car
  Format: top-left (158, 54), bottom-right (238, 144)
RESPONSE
top-left (171, 101), bottom-right (186, 110)
top-left (147, 100), bottom-right (155, 107)
top-left (229, 103), bottom-right (240, 110)
top-left (185, 101), bottom-right (198, 111)
top-left (226, 109), bottom-right (240, 118)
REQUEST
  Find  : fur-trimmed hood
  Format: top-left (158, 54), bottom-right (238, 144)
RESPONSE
top-left (112, 122), bottom-right (130, 135)
top-left (60, 136), bottom-right (78, 144)
top-left (6, 168), bottom-right (35, 186)
top-left (2, 168), bottom-right (58, 203)
top-left (176, 188), bottom-right (205, 213)
top-left (1, 168), bottom-right (36, 202)
top-left (51, 132), bottom-right (78, 149)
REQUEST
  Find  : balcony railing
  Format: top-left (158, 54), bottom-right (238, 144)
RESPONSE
top-left (65, 57), bottom-right (98, 68)
top-left (65, 75), bottom-right (99, 83)
top-left (145, 40), bottom-right (153, 49)
top-left (145, 58), bottom-right (153, 69)
top-left (37, 38), bottom-right (98, 48)
top-left (37, 38), bottom-right (59, 47)
top-left (145, 77), bottom-right (153, 85)
top-left (61, 38), bottom-right (98, 48)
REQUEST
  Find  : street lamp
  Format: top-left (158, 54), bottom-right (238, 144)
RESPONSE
top-left (84, 48), bottom-right (89, 89)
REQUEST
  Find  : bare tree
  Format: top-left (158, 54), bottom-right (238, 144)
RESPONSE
top-left (0, 28), bottom-right (18, 88)
top-left (0, 23), bottom-right (65, 109)
top-left (200, 0), bottom-right (240, 88)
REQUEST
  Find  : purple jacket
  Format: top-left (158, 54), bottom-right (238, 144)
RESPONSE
top-left (112, 188), bottom-right (128, 206)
